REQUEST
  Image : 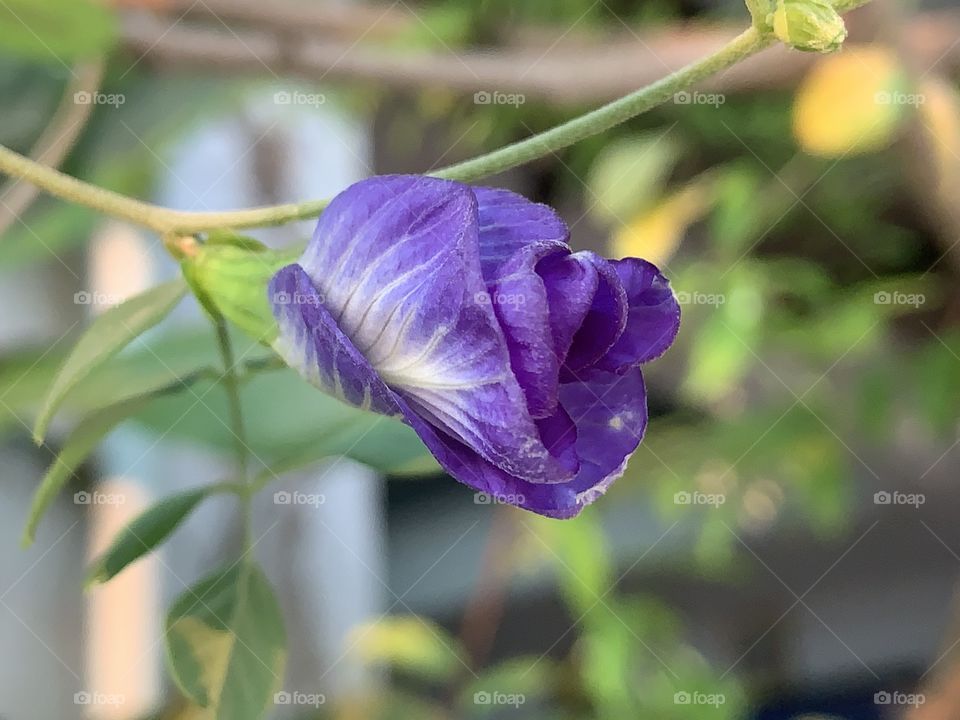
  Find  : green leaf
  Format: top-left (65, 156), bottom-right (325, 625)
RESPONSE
top-left (586, 133), bottom-right (682, 224)
top-left (33, 279), bottom-right (187, 443)
top-left (0, 0), bottom-right (117, 62)
top-left (459, 656), bottom-right (555, 713)
top-left (710, 164), bottom-right (764, 259)
top-left (166, 563), bottom-right (286, 720)
top-left (86, 486), bottom-right (225, 586)
top-left (915, 333), bottom-right (960, 437)
top-left (683, 264), bottom-right (766, 403)
top-left (22, 396), bottom-right (151, 546)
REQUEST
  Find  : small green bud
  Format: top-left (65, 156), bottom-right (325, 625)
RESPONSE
top-left (772, 0), bottom-right (847, 53)
top-left (181, 240), bottom-right (300, 344)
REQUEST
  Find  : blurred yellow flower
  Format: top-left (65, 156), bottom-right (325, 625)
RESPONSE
top-left (610, 175), bottom-right (713, 267)
top-left (793, 46), bottom-right (907, 158)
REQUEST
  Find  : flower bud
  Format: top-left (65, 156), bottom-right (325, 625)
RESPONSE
top-left (181, 236), bottom-right (300, 343)
top-left (772, 0), bottom-right (847, 53)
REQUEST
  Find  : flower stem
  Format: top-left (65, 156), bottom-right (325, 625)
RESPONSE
top-left (214, 317), bottom-right (250, 482)
top-left (435, 28), bottom-right (769, 182)
top-left (0, 141), bottom-right (328, 233)
top-left (0, 0), bottom-right (875, 235)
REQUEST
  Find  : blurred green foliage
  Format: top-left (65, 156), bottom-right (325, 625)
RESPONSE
top-left (2, 1), bottom-right (958, 719)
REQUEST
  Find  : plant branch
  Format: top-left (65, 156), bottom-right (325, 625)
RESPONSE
top-left (434, 27), bottom-right (767, 182)
top-left (0, 0), bottom-right (875, 235)
top-left (214, 318), bottom-right (250, 482)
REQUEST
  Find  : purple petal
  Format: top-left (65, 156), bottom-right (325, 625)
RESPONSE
top-left (269, 264), bottom-right (401, 417)
top-left (472, 187), bottom-right (572, 418)
top-left (594, 258), bottom-right (681, 373)
top-left (473, 186), bottom-right (568, 280)
top-left (482, 242), bottom-right (566, 419)
top-left (557, 367), bottom-right (647, 504)
top-left (559, 252), bottom-right (628, 379)
top-left (535, 404), bottom-right (579, 476)
top-left (283, 175), bottom-right (574, 484)
top-left (536, 251), bottom-right (600, 363)
top-left (441, 368), bottom-right (647, 519)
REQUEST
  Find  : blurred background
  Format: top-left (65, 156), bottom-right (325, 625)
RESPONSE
top-left (2, 0), bottom-right (960, 718)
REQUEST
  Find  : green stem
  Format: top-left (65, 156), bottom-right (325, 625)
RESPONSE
top-left (214, 317), bottom-right (249, 481)
top-left (0, 0), bottom-right (875, 235)
top-left (435, 27), bottom-right (768, 182)
top-left (0, 142), bottom-right (327, 232)
top-left (213, 317), bottom-right (256, 553)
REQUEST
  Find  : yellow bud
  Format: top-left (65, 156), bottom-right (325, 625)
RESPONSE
top-left (772, 0), bottom-right (847, 53)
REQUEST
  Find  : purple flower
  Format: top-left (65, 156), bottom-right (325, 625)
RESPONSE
top-left (268, 175), bottom-right (680, 518)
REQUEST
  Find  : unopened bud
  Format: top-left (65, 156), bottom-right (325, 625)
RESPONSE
top-left (772, 0), bottom-right (847, 53)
